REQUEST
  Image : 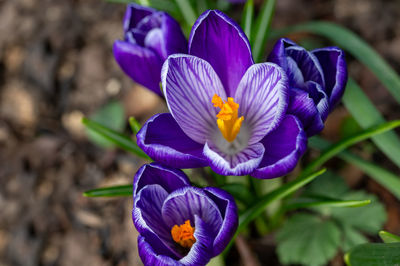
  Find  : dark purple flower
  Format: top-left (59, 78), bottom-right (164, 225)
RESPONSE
top-left (137, 10), bottom-right (307, 179)
top-left (113, 4), bottom-right (187, 96)
top-left (133, 163), bottom-right (238, 266)
top-left (267, 38), bottom-right (348, 136)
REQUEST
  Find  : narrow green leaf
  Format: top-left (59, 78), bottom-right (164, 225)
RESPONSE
top-left (222, 169), bottom-right (326, 255)
top-left (128, 117), bottom-right (142, 135)
top-left (196, 0), bottom-right (208, 14)
top-left (379, 231), bottom-right (400, 244)
top-left (343, 79), bottom-right (400, 169)
top-left (82, 117), bottom-right (150, 159)
top-left (302, 120), bottom-right (400, 177)
top-left (252, 0), bottom-right (276, 62)
top-left (83, 185), bottom-right (132, 197)
top-left (271, 21), bottom-right (400, 103)
top-left (174, 0), bottom-right (197, 26)
top-left (309, 137), bottom-right (400, 200)
top-left (241, 0), bottom-right (254, 39)
top-left (285, 195), bottom-right (371, 211)
top-left (345, 243), bottom-right (400, 266)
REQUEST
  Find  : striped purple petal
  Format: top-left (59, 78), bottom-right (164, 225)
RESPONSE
top-left (162, 54), bottom-right (226, 143)
top-left (203, 141), bottom-right (265, 176)
top-left (312, 47), bottom-right (347, 108)
top-left (203, 187), bottom-right (238, 256)
top-left (137, 113), bottom-right (208, 169)
top-left (251, 115), bottom-right (307, 179)
top-left (235, 63), bottom-right (289, 144)
top-left (161, 187), bottom-right (223, 239)
top-left (113, 41), bottom-right (163, 96)
top-left (133, 162), bottom-right (191, 198)
top-left (189, 10), bottom-right (253, 96)
top-left (138, 235), bottom-right (182, 266)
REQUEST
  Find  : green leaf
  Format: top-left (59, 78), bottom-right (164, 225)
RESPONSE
top-left (330, 191), bottom-right (386, 234)
top-left (252, 0), bottom-right (276, 62)
top-left (174, 0), bottom-right (197, 26)
top-left (345, 243), bottom-right (400, 266)
top-left (342, 226), bottom-right (369, 252)
top-left (343, 79), bottom-right (400, 170)
top-left (83, 185), bottom-right (132, 197)
top-left (379, 231), bottom-right (400, 244)
top-left (86, 101), bottom-right (125, 148)
top-left (271, 21), bottom-right (400, 103)
top-left (128, 117), bottom-right (142, 135)
top-left (309, 137), bottom-right (400, 200)
top-left (285, 195), bottom-right (371, 211)
top-left (302, 120), bottom-right (400, 177)
top-left (238, 168), bottom-right (326, 233)
top-left (241, 0), bottom-right (254, 39)
top-left (220, 183), bottom-right (255, 206)
top-left (277, 213), bottom-right (341, 266)
top-left (82, 117), bottom-right (150, 159)
top-left (304, 170), bottom-right (349, 198)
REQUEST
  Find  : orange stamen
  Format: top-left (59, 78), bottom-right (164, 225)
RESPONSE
top-left (171, 220), bottom-right (196, 248)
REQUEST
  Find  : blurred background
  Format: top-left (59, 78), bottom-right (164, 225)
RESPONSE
top-left (0, 0), bottom-right (399, 265)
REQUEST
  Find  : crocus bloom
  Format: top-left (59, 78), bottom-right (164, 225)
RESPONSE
top-left (137, 10), bottom-right (307, 178)
top-left (133, 163), bottom-right (238, 265)
top-left (267, 38), bottom-right (347, 136)
top-left (113, 4), bottom-right (187, 96)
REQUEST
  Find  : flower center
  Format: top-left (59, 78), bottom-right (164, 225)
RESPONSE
top-left (212, 94), bottom-right (244, 142)
top-left (171, 220), bottom-right (196, 248)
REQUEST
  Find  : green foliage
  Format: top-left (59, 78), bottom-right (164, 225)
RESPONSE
top-left (128, 117), bottom-right (142, 135)
top-left (86, 101), bottom-right (125, 148)
top-left (82, 117), bottom-right (150, 159)
top-left (241, 0), bottom-right (254, 39)
top-left (277, 213), bottom-right (341, 266)
top-left (277, 172), bottom-right (386, 266)
top-left (345, 243), bottom-right (400, 266)
top-left (84, 185), bottom-right (132, 197)
top-left (379, 231), bottom-right (400, 244)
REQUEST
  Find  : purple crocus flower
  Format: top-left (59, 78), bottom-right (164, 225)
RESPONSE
top-left (137, 10), bottom-right (307, 179)
top-left (267, 38), bottom-right (348, 136)
top-left (113, 4), bottom-right (187, 96)
top-left (133, 163), bottom-right (238, 266)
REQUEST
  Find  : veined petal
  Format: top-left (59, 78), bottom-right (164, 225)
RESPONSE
top-left (235, 63), bottom-right (289, 144)
top-left (133, 162), bottom-right (191, 198)
top-left (123, 3), bottom-right (154, 32)
top-left (312, 47), bottom-right (347, 108)
top-left (251, 115), bottom-right (307, 179)
top-left (203, 187), bottom-right (238, 256)
top-left (133, 184), bottom-right (182, 258)
top-left (113, 40), bottom-right (163, 96)
top-left (137, 113), bottom-right (208, 169)
top-left (287, 88), bottom-right (324, 136)
top-left (179, 216), bottom-right (214, 266)
top-left (203, 141), bottom-right (265, 176)
top-left (138, 235), bottom-right (183, 266)
top-left (189, 10), bottom-right (253, 96)
top-left (161, 187), bottom-right (223, 239)
top-left (162, 54), bottom-right (226, 143)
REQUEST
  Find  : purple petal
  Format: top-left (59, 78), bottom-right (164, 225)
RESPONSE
top-left (203, 187), bottom-right (238, 256)
top-left (133, 162), bottom-right (191, 198)
top-left (179, 216), bottom-right (214, 266)
top-left (235, 63), bottom-right (289, 144)
top-left (251, 115), bottom-right (307, 179)
top-left (113, 40), bottom-right (163, 96)
top-left (137, 113), bottom-right (208, 168)
top-left (312, 47), bottom-right (347, 108)
top-left (189, 10), bottom-right (253, 96)
top-left (123, 3), bottom-right (155, 32)
top-left (133, 184), bottom-right (182, 258)
top-left (287, 88), bottom-right (324, 136)
top-left (138, 235), bottom-right (183, 266)
top-left (203, 141), bottom-right (265, 176)
top-left (160, 13), bottom-right (188, 57)
top-left (267, 38), bottom-right (297, 69)
top-left (162, 54), bottom-right (226, 143)
top-left (305, 81), bottom-right (329, 122)
top-left (161, 187), bottom-right (223, 239)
